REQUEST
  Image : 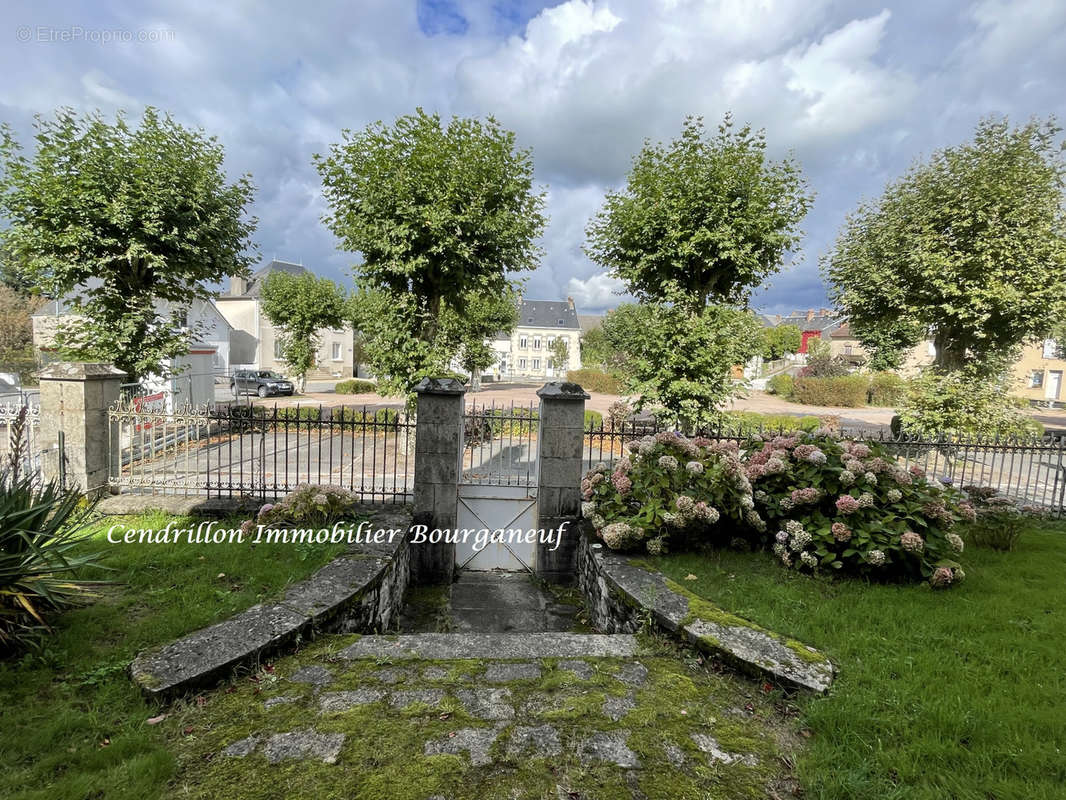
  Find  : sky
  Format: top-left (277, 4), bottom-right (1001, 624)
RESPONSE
top-left (1, 0), bottom-right (1064, 315)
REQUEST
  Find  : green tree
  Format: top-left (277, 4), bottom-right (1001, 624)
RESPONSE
top-left (601, 302), bottom-right (763, 431)
top-left (315, 109), bottom-right (546, 362)
top-left (586, 115), bottom-right (811, 425)
top-left (577, 325), bottom-right (616, 371)
top-left (0, 284), bottom-right (35, 383)
top-left (549, 336), bottom-right (570, 374)
top-left (448, 289), bottom-right (519, 392)
top-left (260, 271), bottom-right (347, 392)
top-left (586, 114), bottom-right (812, 313)
top-left (0, 108), bottom-right (257, 381)
top-left (761, 323), bottom-right (802, 359)
top-left (825, 116), bottom-right (1066, 375)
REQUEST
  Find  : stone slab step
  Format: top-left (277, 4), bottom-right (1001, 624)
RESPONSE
top-left (338, 632), bottom-right (640, 660)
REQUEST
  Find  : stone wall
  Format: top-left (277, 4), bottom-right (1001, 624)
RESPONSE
top-left (131, 504), bottom-right (412, 700)
top-left (577, 527), bottom-right (836, 693)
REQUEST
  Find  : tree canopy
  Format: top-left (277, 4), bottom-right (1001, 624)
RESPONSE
top-left (315, 109), bottom-right (546, 357)
top-left (825, 116), bottom-right (1066, 375)
top-left (761, 323), bottom-right (802, 360)
top-left (259, 271), bottom-right (347, 391)
top-left (0, 107), bottom-right (257, 380)
top-left (601, 302), bottom-right (763, 431)
top-left (586, 114), bottom-right (812, 313)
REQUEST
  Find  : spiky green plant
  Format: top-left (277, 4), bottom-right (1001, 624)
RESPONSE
top-left (0, 471), bottom-right (103, 650)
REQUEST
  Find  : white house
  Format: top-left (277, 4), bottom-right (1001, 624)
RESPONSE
top-left (214, 260), bottom-right (355, 384)
top-left (483, 298), bottom-right (583, 381)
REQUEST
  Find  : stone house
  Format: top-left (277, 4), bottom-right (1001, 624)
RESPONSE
top-left (486, 298), bottom-right (583, 381)
top-left (215, 260), bottom-right (355, 382)
top-left (828, 322), bottom-right (936, 376)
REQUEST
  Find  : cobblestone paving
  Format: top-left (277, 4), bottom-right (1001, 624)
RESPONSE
top-left (170, 634), bottom-right (801, 800)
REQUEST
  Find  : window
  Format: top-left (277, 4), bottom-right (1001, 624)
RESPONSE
top-left (533, 337), bottom-right (542, 350)
top-left (532, 358), bottom-right (540, 370)
top-left (332, 342), bottom-right (342, 361)
top-left (1043, 339), bottom-right (1061, 359)
top-left (1030, 370), bottom-right (1045, 388)
top-left (518, 358), bottom-right (527, 369)
top-left (519, 336), bottom-right (528, 349)
top-left (547, 336), bottom-right (555, 347)
top-left (273, 339), bottom-right (284, 359)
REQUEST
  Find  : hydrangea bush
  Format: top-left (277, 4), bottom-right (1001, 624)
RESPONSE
top-left (582, 431), bottom-right (760, 554)
top-left (746, 431), bottom-right (971, 586)
top-left (239, 483), bottom-right (359, 536)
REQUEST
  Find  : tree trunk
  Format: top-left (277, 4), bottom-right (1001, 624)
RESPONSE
top-left (932, 332), bottom-right (966, 372)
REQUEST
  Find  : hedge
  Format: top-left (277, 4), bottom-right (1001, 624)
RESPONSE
top-left (566, 369), bottom-right (623, 395)
top-left (765, 373), bottom-right (794, 397)
top-left (718, 411), bottom-right (821, 434)
top-left (334, 379), bottom-right (378, 394)
top-left (792, 375), bottom-right (869, 407)
top-left (867, 372), bottom-right (905, 406)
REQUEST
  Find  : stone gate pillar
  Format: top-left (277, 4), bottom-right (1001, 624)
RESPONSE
top-left (37, 362), bottom-right (127, 498)
top-left (412, 377), bottom-right (466, 584)
top-left (536, 381), bottom-right (589, 583)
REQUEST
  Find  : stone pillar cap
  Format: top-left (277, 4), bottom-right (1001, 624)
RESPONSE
top-left (412, 377), bottom-right (467, 395)
top-left (37, 362), bottom-right (128, 381)
top-left (537, 381), bottom-right (590, 400)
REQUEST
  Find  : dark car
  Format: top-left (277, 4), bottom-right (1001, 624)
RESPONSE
top-left (230, 370), bottom-right (295, 398)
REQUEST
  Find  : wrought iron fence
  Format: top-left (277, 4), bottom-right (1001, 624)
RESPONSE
top-left (583, 418), bottom-right (1066, 516)
top-left (461, 401), bottom-right (540, 487)
top-left (109, 401), bottom-right (415, 502)
top-left (0, 400), bottom-right (53, 482)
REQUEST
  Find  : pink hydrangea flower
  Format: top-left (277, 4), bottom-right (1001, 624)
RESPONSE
top-left (835, 494), bottom-right (860, 515)
top-left (930, 567), bottom-right (954, 587)
top-left (611, 472), bottom-right (632, 495)
top-left (831, 522), bottom-right (852, 542)
top-left (900, 531), bottom-right (924, 552)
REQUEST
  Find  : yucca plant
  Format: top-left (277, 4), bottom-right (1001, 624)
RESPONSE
top-left (0, 470), bottom-right (104, 651)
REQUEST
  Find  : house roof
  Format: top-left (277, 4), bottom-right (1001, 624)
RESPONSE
top-left (233, 259), bottom-right (310, 298)
top-left (517, 299), bottom-right (580, 330)
top-left (774, 309), bottom-right (844, 333)
top-left (830, 322), bottom-right (856, 339)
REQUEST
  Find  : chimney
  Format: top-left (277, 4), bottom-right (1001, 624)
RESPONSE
top-left (229, 275), bottom-right (247, 296)
top-left (567, 295), bottom-right (575, 310)
top-left (806, 309), bottom-right (815, 322)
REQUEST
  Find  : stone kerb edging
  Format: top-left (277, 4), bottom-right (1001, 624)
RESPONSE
top-left (130, 505), bottom-right (412, 701)
top-left (577, 528), bottom-right (835, 694)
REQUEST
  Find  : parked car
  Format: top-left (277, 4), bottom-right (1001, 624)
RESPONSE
top-left (230, 370), bottom-right (295, 398)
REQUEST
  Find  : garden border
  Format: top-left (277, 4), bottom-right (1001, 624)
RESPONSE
top-left (129, 503), bottom-right (412, 701)
top-left (577, 526), bottom-right (835, 693)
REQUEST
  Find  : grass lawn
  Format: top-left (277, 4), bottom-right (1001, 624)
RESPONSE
top-left (651, 520), bottom-right (1066, 800)
top-left (0, 511), bottom-right (347, 800)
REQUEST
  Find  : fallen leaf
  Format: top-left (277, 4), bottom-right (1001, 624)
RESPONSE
top-left (762, 682), bottom-right (773, 693)
top-left (183, 726), bottom-right (195, 736)
top-left (146, 714), bottom-right (167, 725)
top-left (684, 573), bottom-right (698, 581)
top-left (679, 709), bottom-right (687, 715)
top-left (438, 712), bottom-right (451, 721)
top-left (216, 573), bottom-right (226, 579)
top-left (800, 729), bottom-right (813, 739)
top-left (99, 738), bottom-right (110, 747)
top-left (196, 695), bottom-right (207, 707)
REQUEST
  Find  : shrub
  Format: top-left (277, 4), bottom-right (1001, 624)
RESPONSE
top-left (746, 431), bottom-right (971, 586)
top-left (765, 373), bottom-right (794, 397)
top-left (798, 339), bottom-right (850, 378)
top-left (898, 368), bottom-right (1040, 438)
top-left (334, 379), bottom-right (377, 395)
top-left (276, 406), bottom-right (323, 422)
top-left (566, 369), bottom-right (623, 395)
top-left (792, 375), bottom-right (868, 407)
top-left (867, 372), bottom-right (905, 406)
top-left (961, 485), bottom-right (1044, 551)
top-left (581, 431), bottom-right (759, 555)
top-left (717, 411), bottom-right (820, 435)
top-left (333, 407), bottom-right (403, 428)
top-left (250, 484), bottom-right (359, 531)
top-left (0, 472), bottom-right (102, 649)
top-left (584, 410), bottom-right (604, 429)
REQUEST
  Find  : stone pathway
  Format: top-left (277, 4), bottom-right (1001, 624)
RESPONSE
top-left (170, 631), bottom-right (800, 799)
top-left (449, 571), bottom-right (579, 633)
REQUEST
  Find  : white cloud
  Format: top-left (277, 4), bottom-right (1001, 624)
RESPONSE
top-left (566, 272), bottom-right (628, 311)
